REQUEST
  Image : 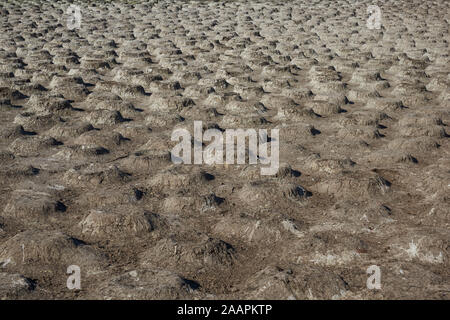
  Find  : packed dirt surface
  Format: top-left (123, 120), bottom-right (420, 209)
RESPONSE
top-left (0, 0), bottom-right (449, 299)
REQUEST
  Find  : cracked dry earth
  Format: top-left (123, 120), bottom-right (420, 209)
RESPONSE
top-left (0, 0), bottom-right (449, 300)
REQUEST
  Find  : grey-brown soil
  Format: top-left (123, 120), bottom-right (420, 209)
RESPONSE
top-left (0, 0), bottom-right (449, 299)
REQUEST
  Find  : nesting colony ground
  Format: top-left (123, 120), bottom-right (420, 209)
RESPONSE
top-left (0, 0), bottom-right (449, 299)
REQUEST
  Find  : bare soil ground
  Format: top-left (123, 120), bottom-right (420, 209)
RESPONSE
top-left (0, 0), bottom-right (449, 299)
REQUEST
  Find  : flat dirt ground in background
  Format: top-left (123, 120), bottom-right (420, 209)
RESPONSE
top-left (0, 0), bottom-right (449, 299)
